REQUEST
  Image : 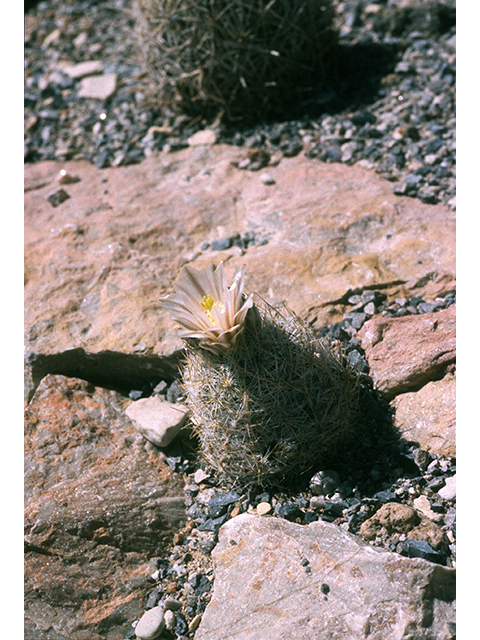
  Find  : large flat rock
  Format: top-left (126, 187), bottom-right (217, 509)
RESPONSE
top-left (25, 144), bottom-right (455, 366)
top-left (24, 374), bottom-right (186, 639)
top-left (196, 513), bottom-right (455, 640)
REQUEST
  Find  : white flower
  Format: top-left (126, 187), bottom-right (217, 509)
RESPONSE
top-left (159, 262), bottom-right (253, 354)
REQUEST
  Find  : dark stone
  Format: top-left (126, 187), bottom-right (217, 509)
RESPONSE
top-left (398, 539), bottom-right (446, 565)
top-left (275, 502), bottom-right (301, 521)
top-left (321, 502), bottom-right (345, 522)
top-left (210, 237), bottom-right (233, 251)
top-left (208, 491), bottom-right (241, 509)
top-left (198, 514), bottom-right (229, 532)
top-left (372, 490), bottom-right (398, 504)
top-left (46, 188), bottom-right (70, 207)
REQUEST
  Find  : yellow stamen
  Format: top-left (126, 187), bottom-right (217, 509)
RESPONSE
top-left (200, 295), bottom-right (224, 325)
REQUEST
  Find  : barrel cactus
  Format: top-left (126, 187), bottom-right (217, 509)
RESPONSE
top-left (134, 0), bottom-right (338, 121)
top-left (160, 262), bottom-right (362, 490)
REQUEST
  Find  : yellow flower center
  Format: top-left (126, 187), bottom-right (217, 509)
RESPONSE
top-left (201, 295), bottom-right (224, 325)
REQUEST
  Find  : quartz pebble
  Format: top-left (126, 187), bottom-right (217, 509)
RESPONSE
top-left (134, 606), bottom-right (165, 640)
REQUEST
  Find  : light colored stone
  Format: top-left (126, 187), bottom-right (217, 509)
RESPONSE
top-left (63, 60), bottom-right (104, 79)
top-left (194, 468), bottom-right (211, 484)
top-left (259, 172), bottom-right (275, 185)
top-left (195, 513), bottom-right (455, 640)
top-left (358, 306), bottom-right (456, 399)
top-left (134, 606), bottom-right (165, 640)
top-left (164, 609), bottom-right (176, 631)
top-left (438, 475), bottom-right (456, 501)
top-left (392, 372), bottom-right (456, 457)
top-left (256, 502), bottom-right (272, 515)
top-left (78, 73), bottom-right (117, 99)
top-left (413, 495), bottom-right (442, 522)
top-left (187, 129), bottom-right (217, 146)
top-left (125, 397), bottom-right (189, 448)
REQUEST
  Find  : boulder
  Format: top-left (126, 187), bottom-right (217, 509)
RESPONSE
top-left (24, 374), bottom-right (186, 639)
top-left (391, 372), bottom-right (456, 457)
top-left (24, 145), bottom-right (455, 394)
top-left (357, 305), bottom-right (455, 398)
top-left (195, 513), bottom-right (455, 640)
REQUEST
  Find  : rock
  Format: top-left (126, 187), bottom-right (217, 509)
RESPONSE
top-left (24, 375), bottom-right (185, 638)
top-left (187, 129), bottom-right (217, 146)
top-left (125, 397), bottom-right (189, 447)
top-left (24, 145), bottom-right (455, 374)
top-left (438, 475), bottom-right (456, 501)
top-left (134, 606), bottom-right (165, 639)
top-left (392, 372), bottom-right (456, 456)
top-left (78, 73), bottom-right (117, 99)
top-left (359, 502), bottom-right (420, 540)
top-left (259, 171), bottom-right (275, 185)
top-left (256, 502), bottom-right (272, 516)
top-left (309, 470), bottom-right (341, 496)
top-left (63, 60), bottom-right (104, 79)
top-left (56, 169), bottom-right (81, 185)
top-left (45, 187), bottom-right (70, 206)
top-left (357, 305), bottom-right (455, 398)
top-left (195, 513), bottom-right (455, 640)
top-left (413, 495), bottom-right (442, 523)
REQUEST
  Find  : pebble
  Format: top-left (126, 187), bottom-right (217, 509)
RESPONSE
top-left (46, 188), bottom-right (70, 207)
top-left (309, 470), bottom-right (341, 496)
top-left (259, 172), bottom-right (275, 185)
top-left (438, 475), bottom-right (456, 501)
top-left (134, 606), bottom-right (165, 640)
top-left (256, 502), bottom-right (272, 516)
top-left (187, 129), bottom-right (217, 146)
top-left (77, 73), bottom-right (117, 100)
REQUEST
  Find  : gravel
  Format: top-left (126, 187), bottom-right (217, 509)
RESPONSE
top-left (25, 0), bottom-right (455, 207)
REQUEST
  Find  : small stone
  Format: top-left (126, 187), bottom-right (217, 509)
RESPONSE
top-left (134, 606), bottom-right (165, 640)
top-left (310, 470), bottom-right (341, 496)
top-left (43, 28), bottom-right (62, 47)
top-left (398, 539), bottom-right (445, 565)
top-left (438, 475), bottom-right (456, 501)
top-left (56, 170), bottom-right (81, 185)
top-left (163, 597), bottom-right (182, 611)
top-left (309, 496), bottom-right (326, 510)
top-left (256, 502), bottom-right (272, 516)
top-left (78, 73), bottom-right (117, 100)
top-left (46, 188), bottom-right (70, 207)
top-left (210, 237), bottom-right (232, 251)
top-left (194, 469), bottom-right (211, 484)
top-left (187, 130), bottom-right (217, 146)
top-left (63, 60), bottom-right (104, 79)
top-left (125, 397), bottom-right (188, 448)
top-left (259, 172), bottom-right (275, 185)
top-left (413, 495), bottom-right (441, 522)
top-left (164, 609), bottom-right (176, 631)
top-left (188, 614), bottom-right (202, 632)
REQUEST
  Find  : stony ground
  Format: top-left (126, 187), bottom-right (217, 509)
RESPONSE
top-left (25, 0), bottom-right (455, 206)
top-left (24, 1), bottom-right (456, 639)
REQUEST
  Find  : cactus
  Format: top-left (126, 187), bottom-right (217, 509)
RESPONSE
top-left (160, 263), bottom-right (362, 490)
top-left (134, 0), bottom-right (338, 122)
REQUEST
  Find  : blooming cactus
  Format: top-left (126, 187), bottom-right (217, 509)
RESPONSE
top-left (159, 262), bottom-right (253, 354)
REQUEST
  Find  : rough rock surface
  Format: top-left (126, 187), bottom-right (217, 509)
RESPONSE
top-left (195, 513), bottom-right (455, 640)
top-left (24, 145), bottom-right (456, 638)
top-left (24, 144), bottom-right (455, 369)
top-left (392, 372), bottom-right (456, 457)
top-left (24, 374), bottom-right (186, 639)
top-left (357, 305), bottom-right (456, 398)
